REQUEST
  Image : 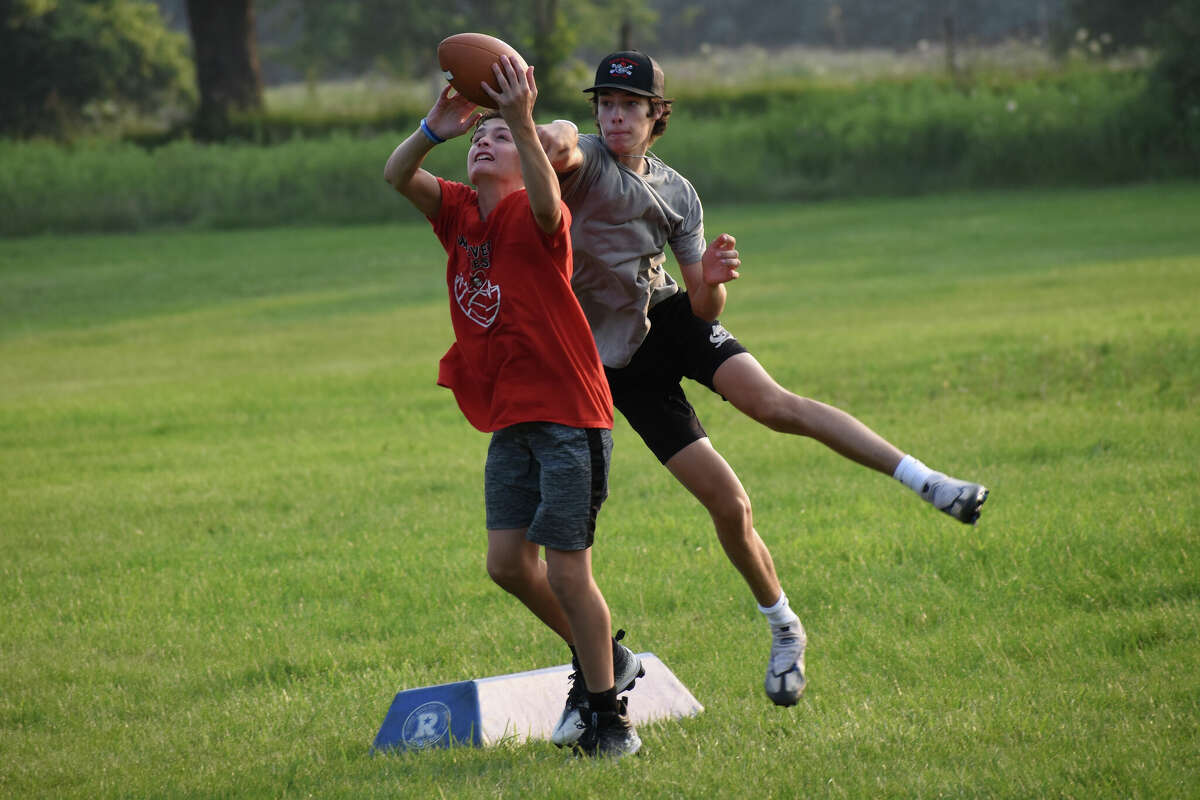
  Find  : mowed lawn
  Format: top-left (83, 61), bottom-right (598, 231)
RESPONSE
top-left (1, 184), bottom-right (1197, 798)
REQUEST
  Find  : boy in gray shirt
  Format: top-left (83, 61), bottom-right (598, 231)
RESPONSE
top-left (539, 51), bottom-right (989, 720)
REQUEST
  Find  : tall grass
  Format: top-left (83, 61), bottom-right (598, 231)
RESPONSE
top-left (3, 69), bottom-right (1194, 237)
top-left (1, 184), bottom-right (1198, 798)
top-left (657, 69), bottom-right (1176, 200)
top-left (0, 133), bottom-right (449, 235)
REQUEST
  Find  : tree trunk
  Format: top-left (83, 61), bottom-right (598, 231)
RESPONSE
top-left (531, 0), bottom-right (571, 108)
top-left (943, 15), bottom-right (958, 79)
top-left (185, 0), bottom-right (263, 140)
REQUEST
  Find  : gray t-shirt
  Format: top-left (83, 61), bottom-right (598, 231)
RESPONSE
top-left (561, 134), bottom-right (706, 368)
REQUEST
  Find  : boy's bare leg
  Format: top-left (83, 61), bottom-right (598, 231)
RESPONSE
top-left (664, 434), bottom-right (809, 707)
top-left (544, 547), bottom-right (614, 692)
top-left (486, 529), bottom-right (573, 643)
top-left (545, 547), bottom-right (641, 756)
top-left (713, 353), bottom-right (904, 474)
top-left (665, 438), bottom-right (782, 607)
top-left (713, 352), bottom-right (988, 524)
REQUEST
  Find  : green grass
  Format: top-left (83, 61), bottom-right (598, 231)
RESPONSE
top-left (2, 184), bottom-right (1198, 798)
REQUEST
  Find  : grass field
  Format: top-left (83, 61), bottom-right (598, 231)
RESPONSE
top-left (2, 184), bottom-right (1198, 798)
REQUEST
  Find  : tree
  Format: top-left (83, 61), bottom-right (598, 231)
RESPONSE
top-left (185, 0), bottom-right (264, 139)
top-left (1062, 0), bottom-right (1175, 51)
top-left (530, 0), bottom-right (573, 102)
top-left (649, 0), bottom-right (1067, 51)
top-left (257, 0), bottom-right (655, 109)
top-left (1147, 0), bottom-right (1200, 130)
top-left (0, 0), bottom-right (193, 138)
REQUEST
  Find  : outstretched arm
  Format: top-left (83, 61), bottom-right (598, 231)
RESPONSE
top-left (383, 85), bottom-right (481, 217)
top-left (679, 234), bottom-right (740, 321)
top-left (484, 56), bottom-right (562, 234)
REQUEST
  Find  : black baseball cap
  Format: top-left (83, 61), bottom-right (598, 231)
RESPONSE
top-left (583, 51), bottom-right (665, 98)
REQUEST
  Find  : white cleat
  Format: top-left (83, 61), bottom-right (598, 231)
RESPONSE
top-left (922, 473), bottom-right (989, 525)
top-left (765, 621), bottom-right (807, 706)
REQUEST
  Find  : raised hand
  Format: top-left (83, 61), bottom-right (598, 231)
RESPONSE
top-left (702, 233), bottom-right (741, 286)
top-left (425, 84), bottom-right (483, 141)
top-left (483, 55), bottom-right (537, 124)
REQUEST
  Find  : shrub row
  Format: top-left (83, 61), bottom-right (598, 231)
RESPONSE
top-left (660, 70), bottom-right (1198, 200)
top-left (2, 69), bottom-right (1196, 236)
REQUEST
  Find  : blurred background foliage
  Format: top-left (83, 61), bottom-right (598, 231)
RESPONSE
top-left (0, 0), bottom-right (1196, 234)
top-left (3, 0), bottom-right (1196, 139)
top-left (1, 0), bottom-right (195, 137)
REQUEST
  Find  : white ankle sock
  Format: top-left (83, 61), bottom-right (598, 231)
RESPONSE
top-left (893, 454), bottom-right (936, 494)
top-left (758, 592), bottom-right (800, 628)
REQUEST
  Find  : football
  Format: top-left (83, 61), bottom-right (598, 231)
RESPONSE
top-left (437, 33), bottom-right (528, 108)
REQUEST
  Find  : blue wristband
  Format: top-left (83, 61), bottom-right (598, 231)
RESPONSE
top-left (419, 118), bottom-right (445, 145)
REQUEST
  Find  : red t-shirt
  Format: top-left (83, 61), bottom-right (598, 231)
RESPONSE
top-left (430, 178), bottom-right (613, 433)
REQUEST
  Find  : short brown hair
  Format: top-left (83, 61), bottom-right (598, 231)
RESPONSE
top-left (474, 110), bottom-right (504, 130)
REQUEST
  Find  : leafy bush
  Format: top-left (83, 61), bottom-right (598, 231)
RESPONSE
top-left (0, 0), bottom-right (195, 137)
top-left (1146, 0), bottom-right (1200, 136)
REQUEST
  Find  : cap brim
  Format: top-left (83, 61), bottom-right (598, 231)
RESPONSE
top-left (583, 83), bottom-right (661, 97)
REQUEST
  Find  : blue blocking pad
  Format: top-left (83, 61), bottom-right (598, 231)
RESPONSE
top-left (371, 653), bottom-right (703, 752)
top-left (372, 680), bottom-right (483, 752)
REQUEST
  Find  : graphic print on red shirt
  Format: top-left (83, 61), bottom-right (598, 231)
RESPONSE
top-left (453, 238), bottom-right (500, 328)
top-left (429, 178), bottom-right (613, 433)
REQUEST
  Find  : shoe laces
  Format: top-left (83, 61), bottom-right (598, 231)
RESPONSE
top-left (924, 473), bottom-right (979, 511)
top-left (921, 472), bottom-right (951, 503)
top-left (570, 628), bottom-right (633, 707)
top-left (770, 623), bottom-right (806, 673)
top-left (564, 664), bottom-right (587, 710)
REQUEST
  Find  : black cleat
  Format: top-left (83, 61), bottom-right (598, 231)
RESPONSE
top-left (551, 629), bottom-right (644, 747)
top-left (574, 697), bottom-right (642, 759)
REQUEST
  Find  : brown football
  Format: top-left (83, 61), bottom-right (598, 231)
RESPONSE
top-left (437, 33), bottom-right (527, 108)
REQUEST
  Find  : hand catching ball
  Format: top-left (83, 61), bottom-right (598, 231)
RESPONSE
top-left (437, 33), bottom-right (528, 108)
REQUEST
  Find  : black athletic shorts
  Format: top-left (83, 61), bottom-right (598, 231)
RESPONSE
top-left (604, 291), bottom-right (748, 464)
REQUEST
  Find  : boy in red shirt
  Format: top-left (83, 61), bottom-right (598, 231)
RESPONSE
top-left (383, 56), bottom-right (640, 758)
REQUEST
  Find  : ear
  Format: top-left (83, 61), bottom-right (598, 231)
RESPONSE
top-left (650, 100), bottom-right (665, 120)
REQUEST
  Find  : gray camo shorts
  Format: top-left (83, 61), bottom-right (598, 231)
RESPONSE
top-left (484, 422), bottom-right (612, 551)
